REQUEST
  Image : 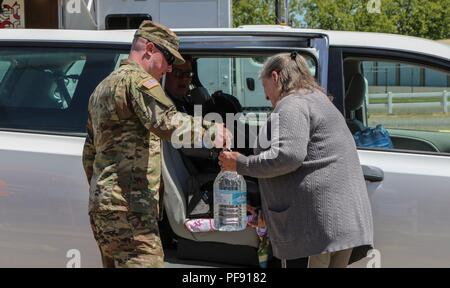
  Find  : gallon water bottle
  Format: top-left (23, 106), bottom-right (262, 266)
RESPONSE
top-left (213, 170), bottom-right (247, 231)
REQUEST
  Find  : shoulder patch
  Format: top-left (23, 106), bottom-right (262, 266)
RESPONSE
top-left (142, 78), bottom-right (160, 90)
top-left (137, 77), bottom-right (174, 108)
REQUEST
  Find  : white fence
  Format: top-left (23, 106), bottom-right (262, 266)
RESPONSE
top-left (368, 90), bottom-right (449, 114)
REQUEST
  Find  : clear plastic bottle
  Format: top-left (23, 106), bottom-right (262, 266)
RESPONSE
top-left (213, 170), bottom-right (247, 231)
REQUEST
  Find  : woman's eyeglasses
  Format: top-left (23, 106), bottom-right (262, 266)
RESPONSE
top-left (171, 68), bottom-right (194, 79)
top-left (154, 44), bottom-right (175, 66)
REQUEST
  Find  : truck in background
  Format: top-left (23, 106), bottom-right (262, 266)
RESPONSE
top-left (60, 0), bottom-right (231, 30)
top-left (0, 0), bottom-right (231, 30)
top-left (0, 0), bottom-right (269, 110)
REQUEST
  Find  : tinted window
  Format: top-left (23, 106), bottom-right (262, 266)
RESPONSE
top-left (0, 47), bottom-right (126, 134)
top-left (197, 54), bottom-right (317, 113)
top-left (0, 61), bottom-right (11, 81)
top-left (344, 57), bottom-right (450, 154)
top-left (361, 60), bottom-right (450, 133)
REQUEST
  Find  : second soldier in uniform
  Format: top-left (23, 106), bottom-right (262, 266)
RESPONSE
top-left (82, 21), bottom-right (231, 268)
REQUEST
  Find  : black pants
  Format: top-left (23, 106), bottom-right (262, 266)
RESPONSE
top-left (268, 257), bottom-right (309, 268)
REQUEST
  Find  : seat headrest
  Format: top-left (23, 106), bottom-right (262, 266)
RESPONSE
top-left (345, 73), bottom-right (366, 113)
top-left (189, 87), bottom-right (211, 105)
top-left (12, 69), bottom-right (57, 108)
top-left (211, 90), bottom-right (242, 113)
top-left (203, 90), bottom-right (242, 117)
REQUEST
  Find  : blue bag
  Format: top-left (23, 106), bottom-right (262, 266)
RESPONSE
top-left (354, 124), bottom-right (394, 149)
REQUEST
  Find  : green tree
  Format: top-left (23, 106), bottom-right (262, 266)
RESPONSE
top-left (232, 0), bottom-right (304, 27)
top-left (232, 0), bottom-right (275, 27)
top-left (301, 0), bottom-right (450, 40)
top-left (233, 0), bottom-right (450, 40)
top-left (393, 0), bottom-right (450, 40)
top-left (302, 0), bottom-right (399, 33)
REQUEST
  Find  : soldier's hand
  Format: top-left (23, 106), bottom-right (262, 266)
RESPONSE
top-left (213, 123), bottom-right (232, 149)
top-left (218, 150), bottom-right (239, 171)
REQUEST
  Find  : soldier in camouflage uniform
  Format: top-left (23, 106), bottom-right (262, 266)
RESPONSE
top-left (82, 20), bottom-right (230, 268)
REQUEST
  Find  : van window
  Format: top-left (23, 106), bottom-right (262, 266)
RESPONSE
top-left (114, 54), bottom-right (129, 70)
top-left (343, 57), bottom-right (450, 154)
top-left (0, 47), bottom-right (126, 134)
top-left (362, 61), bottom-right (450, 132)
top-left (0, 61), bottom-right (11, 81)
top-left (196, 54), bottom-right (317, 114)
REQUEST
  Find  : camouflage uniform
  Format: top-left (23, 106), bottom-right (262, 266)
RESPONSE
top-left (82, 21), bottom-right (212, 268)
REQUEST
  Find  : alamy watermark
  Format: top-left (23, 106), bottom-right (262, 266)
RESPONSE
top-left (169, 105), bottom-right (279, 159)
top-left (366, 249), bottom-right (382, 268)
top-left (66, 249), bottom-right (81, 268)
top-left (367, 0), bottom-right (381, 14)
top-left (65, 0), bottom-right (81, 14)
top-left (68, 0), bottom-right (381, 15)
top-left (65, 0), bottom-right (94, 14)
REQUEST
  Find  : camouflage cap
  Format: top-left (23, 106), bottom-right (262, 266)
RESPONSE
top-left (135, 20), bottom-right (185, 65)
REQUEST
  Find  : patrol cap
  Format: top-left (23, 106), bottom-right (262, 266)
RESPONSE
top-left (134, 20), bottom-right (185, 65)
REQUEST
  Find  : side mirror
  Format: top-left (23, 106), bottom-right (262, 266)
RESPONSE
top-left (246, 78), bottom-right (255, 91)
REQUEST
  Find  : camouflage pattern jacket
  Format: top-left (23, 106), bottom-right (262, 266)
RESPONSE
top-left (82, 59), bottom-right (211, 214)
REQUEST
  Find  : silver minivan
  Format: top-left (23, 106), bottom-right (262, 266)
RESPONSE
top-left (0, 27), bottom-right (449, 267)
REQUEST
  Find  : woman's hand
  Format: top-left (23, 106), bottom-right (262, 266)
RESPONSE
top-left (218, 151), bottom-right (241, 171)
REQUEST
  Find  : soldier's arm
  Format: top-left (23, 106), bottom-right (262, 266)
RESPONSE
top-left (82, 114), bottom-right (96, 184)
top-left (129, 77), bottom-right (214, 146)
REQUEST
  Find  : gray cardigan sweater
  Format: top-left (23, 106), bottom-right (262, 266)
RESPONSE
top-left (236, 90), bottom-right (373, 260)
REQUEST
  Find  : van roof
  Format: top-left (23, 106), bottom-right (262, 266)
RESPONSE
top-left (2, 27), bottom-right (449, 60)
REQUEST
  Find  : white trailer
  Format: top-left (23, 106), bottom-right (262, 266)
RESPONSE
top-left (59, 0), bottom-right (231, 30)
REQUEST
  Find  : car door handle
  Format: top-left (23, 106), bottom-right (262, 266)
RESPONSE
top-left (362, 165), bottom-right (384, 182)
top-left (246, 78), bottom-right (255, 91)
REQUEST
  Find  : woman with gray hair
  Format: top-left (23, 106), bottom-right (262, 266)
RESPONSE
top-left (219, 52), bottom-right (373, 268)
